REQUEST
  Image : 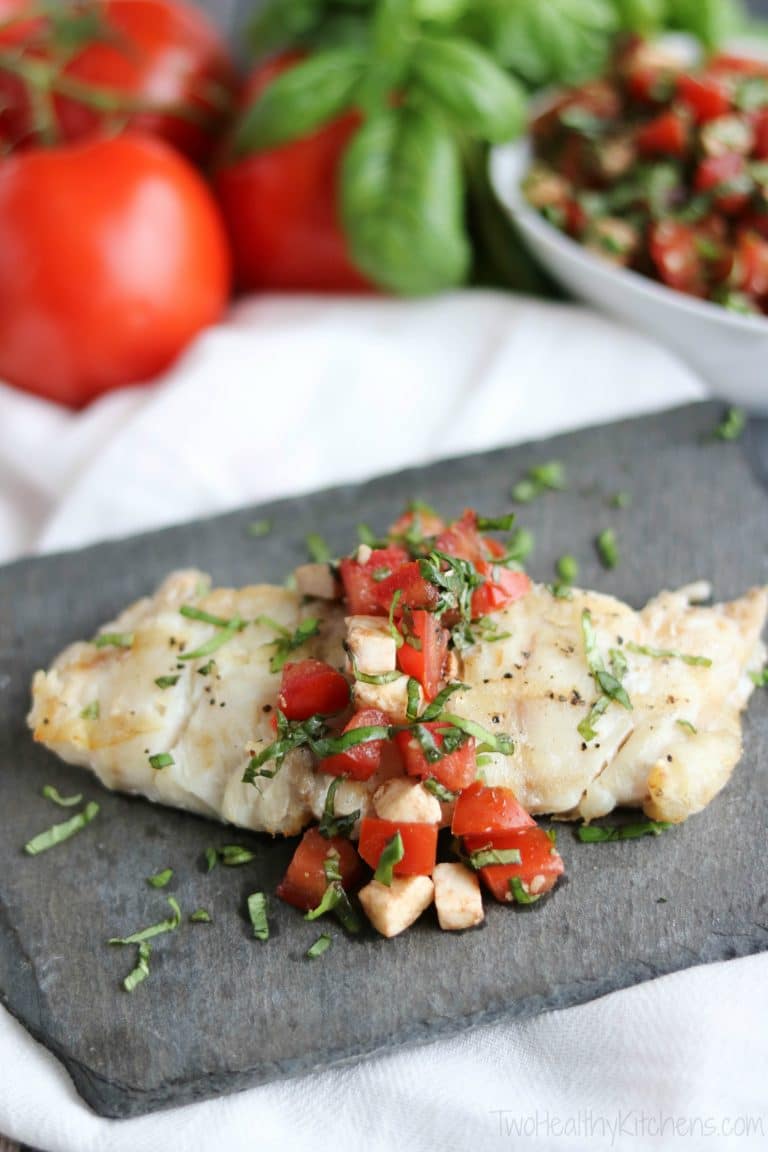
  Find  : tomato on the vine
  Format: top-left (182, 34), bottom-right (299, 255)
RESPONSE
top-left (0, 133), bottom-right (232, 407)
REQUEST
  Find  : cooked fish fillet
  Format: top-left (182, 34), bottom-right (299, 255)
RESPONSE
top-left (28, 570), bottom-right (767, 835)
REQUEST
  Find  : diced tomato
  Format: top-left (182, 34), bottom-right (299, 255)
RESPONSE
top-left (636, 111), bottom-right (688, 157)
top-left (451, 782), bottom-right (535, 837)
top-left (626, 65), bottom-right (671, 105)
top-left (318, 708), bottom-right (390, 781)
top-left (276, 827), bottom-right (363, 911)
top-left (695, 153), bottom-right (751, 215)
top-left (396, 609), bottom-right (449, 701)
top-left (471, 564), bottom-right (532, 618)
top-left (339, 545), bottom-right (409, 616)
top-left (734, 231), bottom-right (768, 298)
top-left (435, 508), bottom-right (487, 567)
top-left (277, 659), bottom-right (350, 721)
top-left (373, 561), bottom-right (440, 614)
top-left (676, 74), bottom-right (730, 123)
top-left (463, 826), bottom-right (565, 904)
top-left (708, 54), bottom-right (768, 78)
top-left (752, 108), bottom-right (768, 161)
top-left (389, 507), bottom-right (445, 538)
top-left (358, 817), bottom-right (438, 877)
top-left (395, 723), bottom-right (477, 792)
top-left (649, 220), bottom-right (707, 296)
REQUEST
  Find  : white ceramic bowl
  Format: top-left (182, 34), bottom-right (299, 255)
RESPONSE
top-left (489, 49), bottom-right (768, 411)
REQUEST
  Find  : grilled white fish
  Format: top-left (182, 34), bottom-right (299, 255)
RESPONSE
top-left (28, 569), bottom-right (766, 834)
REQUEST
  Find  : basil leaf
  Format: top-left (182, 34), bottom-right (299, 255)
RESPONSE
top-left (306, 534), bottom-right (331, 563)
top-left (667, 0), bottom-right (746, 48)
top-left (180, 605), bottom-right (234, 628)
top-left (676, 718), bottom-right (697, 734)
top-left (410, 35), bottom-right (526, 143)
top-left (178, 617), bottom-right (245, 662)
top-left (577, 819), bottom-right (673, 842)
top-left (418, 681), bottom-right (469, 722)
top-left (476, 513), bottom-right (516, 532)
top-left (508, 876), bottom-right (541, 904)
top-left (93, 632), bottom-right (133, 649)
top-left (307, 933), bottom-right (332, 959)
top-left (204, 845), bottom-right (218, 873)
top-left (146, 868), bottom-right (173, 889)
top-left (218, 845), bottom-right (257, 866)
top-left (24, 801), bottom-right (99, 856)
top-left (262, 616), bottom-right (320, 673)
top-left (713, 407), bottom-right (746, 441)
top-left (233, 47), bottom-right (366, 156)
top-left (423, 777), bottom-right (459, 803)
top-left (374, 831), bottom-right (405, 886)
top-left (469, 847), bottom-right (522, 868)
top-left (749, 667), bottom-right (768, 688)
top-left (109, 896), bottom-right (181, 946)
top-left (626, 642), bottom-right (711, 668)
top-left (596, 528), bottom-right (619, 569)
top-left (318, 777), bottom-right (360, 840)
top-left (406, 677), bottom-right (421, 721)
top-left (155, 674), bottom-right (180, 689)
top-left (310, 724), bottom-right (391, 761)
top-left (556, 554), bottom-right (579, 584)
top-left (148, 752), bottom-right (174, 771)
top-left (247, 892), bottom-right (270, 941)
top-left (80, 700), bottom-right (99, 721)
top-left (439, 712), bottom-right (515, 755)
top-left (41, 785), bottom-right (83, 808)
top-left (123, 942), bottom-right (151, 993)
top-left (190, 908), bottom-right (212, 924)
top-left (341, 105), bottom-right (470, 295)
top-left (247, 519), bottom-right (272, 538)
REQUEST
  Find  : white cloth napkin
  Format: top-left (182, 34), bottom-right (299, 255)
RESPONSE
top-left (1, 291), bottom-right (766, 1152)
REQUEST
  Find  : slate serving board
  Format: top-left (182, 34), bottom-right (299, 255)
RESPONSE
top-left (1, 401), bottom-right (767, 1119)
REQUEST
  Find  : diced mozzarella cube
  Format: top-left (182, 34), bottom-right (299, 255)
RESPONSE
top-left (433, 863), bottom-right (484, 932)
top-left (352, 673), bottom-right (421, 723)
top-left (373, 777), bottom-right (441, 824)
top-left (294, 563), bottom-right (339, 600)
top-left (358, 875), bottom-right (435, 938)
top-left (346, 615), bottom-right (397, 675)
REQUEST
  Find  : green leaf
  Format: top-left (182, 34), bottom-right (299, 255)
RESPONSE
top-left (410, 35), bottom-right (526, 143)
top-left (667, 0), bottom-right (746, 48)
top-left (109, 897), bottom-right (182, 946)
top-left (248, 0), bottom-right (324, 56)
top-left (122, 941), bottom-right (151, 993)
top-left (232, 47), bottom-right (366, 156)
top-left (247, 892), bottom-right (270, 941)
top-left (374, 831), bottom-right (405, 886)
top-left (24, 802), bottom-right (100, 856)
top-left (147, 868), bottom-right (173, 889)
top-left (613, 0), bottom-right (666, 34)
top-left (42, 785), bottom-right (83, 808)
top-left (341, 105), bottom-right (471, 295)
top-left (577, 819), bottom-right (673, 842)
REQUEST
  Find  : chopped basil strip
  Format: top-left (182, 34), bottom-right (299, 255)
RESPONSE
top-left (178, 616), bottom-right (246, 662)
top-left (595, 528), bottom-right (619, 570)
top-left (676, 718), bottom-right (698, 734)
top-left (556, 554), bottom-right (579, 584)
top-left (419, 681), bottom-right (469, 722)
top-left (218, 844), bottom-right (256, 866)
top-left (260, 616), bottom-right (320, 673)
top-left (198, 659), bottom-right (216, 676)
top-left (24, 801), bottom-right (99, 856)
top-left (149, 752), bottom-right (174, 771)
top-left (147, 868), bottom-right (173, 889)
top-left (387, 589), bottom-right (404, 649)
top-left (190, 908), bottom-right (212, 923)
top-left (109, 896), bottom-right (182, 945)
top-left (349, 648), bottom-right (401, 685)
top-left (204, 846), bottom-right (218, 872)
top-left (374, 831), bottom-right (404, 886)
top-left (749, 667), bottom-right (768, 687)
top-left (406, 677), bottom-right (421, 721)
top-left (476, 513), bottom-right (516, 532)
top-left (93, 632), bottom-right (133, 649)
top-left (306, 933), bottom-right (332, 959)
top-left (357, 523), bottom-right (383, 547)
top-left (502, 526), bottom-right (535, 564)
top-left (609, 647), bottom-right (628, 679)
top-left (123, 942), bottom-right (151, 993)
top-left (306, 533), bottom-right (331, 563)
top-left (423, 777), bottom-right (459, 803)
top-left (180, 604), bottom-right (235, 628)
top-left (154, 674), bottom-right (180, 689)
top-left (247, 892), bottom-right (269, 941)
top-left (625, 641), bottom-right (711, 668)
top-left (80, 700), bottom-right (100, 721)
top-left (318, 777), bottom-right (359, 840)
top-left (508, 877), bottom-right (541, 904)
top-left (311, 724), bottom-right (391, 761)
top-left (580, 610), bottom-right (632, 740)
top-left (439, 712), bottom-right (515, 756)
top-left (470, 847), bottom-right (522, 869)
top-left (577, 819), bottom-right (673, 843)
top-left (247, 519), bottom-right (272, 537)
top-left (611, 491), bottom-right (631, 509)
top-left (577, 695), bottom-right (610, 742)
top-left (512, 460), bottom-right (566, 503)
top-left (305, 853), bottom-right (362, 935)
top-left (41, 785), bottom-right (83, 808)
top-left (713, 407), bottom-right (746, 441)
top-left (550, 583), bottom-right (573, 600)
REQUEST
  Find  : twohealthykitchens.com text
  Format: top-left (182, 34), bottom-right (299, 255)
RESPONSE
top-left (490, 1109), bottom-right (766, 1144)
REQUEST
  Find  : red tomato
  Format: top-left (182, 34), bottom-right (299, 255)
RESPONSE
top-left (471, 565), bottom-right (531, 618)
top-left (395, 724), bottom-right (477, 792)
top-left (626, 66), bottom-right (670, 105)
top-left (435, 510), bottom-right (487, 567)
top-left (0, 133), bottom-right (231, 407)
top-left (358, 818), bottom-right (438, 877)
top-left (708, 54), bottom-right (768, 78)
top-left (452, 782), bottom-right (535, 837)
top-left (373, 561), bottom-right (440, 614)
top-left (649, 220), bottom-right (706, 296)
top-left (676, 74), bottom-right (730, 123)
top-left (389, 508), bottom-right (445, 538)
top-left (276, 827), bottom-right (363, 911)
top-left (277, 659), bottom-right (350, 721)
top-left (636, 111), bottom-right (688, 157)
top-left (463, 827), bottom-right (565, 903)
top-left (214, 54), bottom-right (372, 293)
top-left (695, 153), bottom-right (750, 215)
top-left (752, 108), bottom-right (768, 161)
top-left (0, 0), bottom-right (236, 161)
top-left (735, 231), bottom-right (768, 298)
top-left (396, 610), bottom-right (449, 701)
top-left (339, 545), bottom-right (409, 617)
top-left (319, 708), bottom-right (390, 781)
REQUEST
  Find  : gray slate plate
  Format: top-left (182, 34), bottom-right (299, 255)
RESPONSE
top-left (1, 402), bottom-right (767, 1119)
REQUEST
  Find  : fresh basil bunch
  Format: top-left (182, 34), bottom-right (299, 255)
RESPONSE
top-left (242, 0), bottom-right (752, 296)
